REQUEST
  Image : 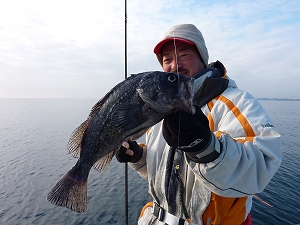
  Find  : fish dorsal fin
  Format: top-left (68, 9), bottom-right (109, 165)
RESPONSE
top-left (93, 150), bottom-right (115, 172)
top-left (67, 87), bottom-right (119, 157)
top-left (89, 94), bottom-right (110, 118)
top-left (68, 118), bottom-right (91, 158)
top-left (112, 104), bottom-right (148, 131)
top-left (89, 78), bottom-right (133, 118)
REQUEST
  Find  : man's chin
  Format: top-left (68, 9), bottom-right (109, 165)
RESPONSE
top-left (178, 71), bottom-right (190, 77)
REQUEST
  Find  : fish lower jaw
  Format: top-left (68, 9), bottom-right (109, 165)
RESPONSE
top-left (178, 95), bottom-right (194, 114)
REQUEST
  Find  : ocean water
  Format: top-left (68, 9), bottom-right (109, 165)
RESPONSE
top-left (0, 98), bottom-right (299, 225)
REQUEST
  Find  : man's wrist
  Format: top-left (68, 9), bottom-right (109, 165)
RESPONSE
top-left (131, 145), bottom-right (144, 163)
top-left (178, 130), bottom-right (212, 153)
top-left (185, 133), bottom-right (221, 163)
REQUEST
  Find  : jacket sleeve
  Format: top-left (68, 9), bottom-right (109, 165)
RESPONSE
top-left (186, 88), bottom-right (282, 197)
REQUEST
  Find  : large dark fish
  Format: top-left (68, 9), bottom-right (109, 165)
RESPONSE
top-left (46, 71), bottom-right (194, 213)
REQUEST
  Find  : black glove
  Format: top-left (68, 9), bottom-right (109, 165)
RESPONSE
top-left (163, 106), bottom-right (220, 163)
top-left (115, 140), bottom-right (143, 163)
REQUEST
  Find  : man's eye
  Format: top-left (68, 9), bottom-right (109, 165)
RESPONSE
top-left (180, 54), bottom-right (188, 58)
top-left (163, 58), bottom-right (171, 63)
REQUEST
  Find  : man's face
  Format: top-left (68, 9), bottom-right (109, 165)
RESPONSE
top-left (161, 41), bottom-right (205, 78)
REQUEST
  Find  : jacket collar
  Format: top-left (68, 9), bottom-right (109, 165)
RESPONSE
top-left (192, 61), bottom-right (229, 108)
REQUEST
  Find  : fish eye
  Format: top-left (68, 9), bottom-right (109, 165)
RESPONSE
top-left (168, 74), bottom-right (177, 83)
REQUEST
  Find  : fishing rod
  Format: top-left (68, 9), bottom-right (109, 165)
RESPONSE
top-left (124, 0), bottom-right (129, 224)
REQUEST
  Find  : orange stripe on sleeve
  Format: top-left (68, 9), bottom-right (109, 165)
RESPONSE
top-left (218, 96), bottom-right (255, 137)
top-left (207, 100), bottom-right (214, 111)
top-left (208, 114), bottom-right (214, 131)
top-left (215, 131), bottom-right (224, 138)
top-left (207, 100), bottom-right (215, 131)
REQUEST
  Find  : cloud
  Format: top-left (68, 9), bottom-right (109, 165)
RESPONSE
top-left (0, 0), bottom-right (299, 99)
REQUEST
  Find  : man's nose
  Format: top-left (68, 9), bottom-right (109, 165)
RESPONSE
top-left (171, 59), bottom-right (182, 72)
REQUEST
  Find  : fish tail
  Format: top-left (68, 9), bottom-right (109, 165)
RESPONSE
top-left (47, 170), bottom-right (87, 213)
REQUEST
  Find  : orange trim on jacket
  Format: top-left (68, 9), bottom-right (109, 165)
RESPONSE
top-left (202, 193), bottom-right (248, 225)
top-left (139, 202), bottom-right (153, 219)
top-left (202, 95), bottom-right (256, 224)
top-left (208, 96), bottom-right (255, 142)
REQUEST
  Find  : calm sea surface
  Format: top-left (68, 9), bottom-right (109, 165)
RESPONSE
top-left (0, 99), bottom-right (299, 225)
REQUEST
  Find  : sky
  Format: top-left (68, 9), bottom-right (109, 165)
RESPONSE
top-left (0, 0), bottom-right (299, 99)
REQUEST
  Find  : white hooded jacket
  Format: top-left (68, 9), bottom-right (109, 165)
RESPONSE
top-left (130, 69), bottom-right (282, 225)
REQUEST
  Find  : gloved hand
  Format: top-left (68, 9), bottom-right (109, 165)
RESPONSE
top-left (163, 106), bottom-right (220, 163)
top-left (115, 140), bottom-right (143, 163)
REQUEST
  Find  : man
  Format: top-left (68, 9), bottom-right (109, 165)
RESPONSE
top-left (116, 24), bottom-right (282, 225)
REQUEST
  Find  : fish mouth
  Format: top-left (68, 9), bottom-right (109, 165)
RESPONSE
top-left (179, 78), bottom-right (195, 114)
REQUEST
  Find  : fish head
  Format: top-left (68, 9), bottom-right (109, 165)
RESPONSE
top-left (137, 71), bottom-right (194, 114)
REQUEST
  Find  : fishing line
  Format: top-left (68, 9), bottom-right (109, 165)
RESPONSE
top-left (253, 195), bottom-right (273, 208)
top-left (168, 0), bottom-right (180, 75)
top-left (253, 195), bottom-right (300, 224)
top-left (168, 1), bottom-right (191, 223)
top-left (167, 0), bottom-right (182, 147)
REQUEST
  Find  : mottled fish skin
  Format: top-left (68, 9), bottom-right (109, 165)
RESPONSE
top-left (47, 71), bottom-right (194, 213)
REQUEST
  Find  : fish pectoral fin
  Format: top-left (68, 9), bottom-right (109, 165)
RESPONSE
top-left (93, 150), bottom-right (115, 173)
top-left (68, 118), bottom-right (91, 158)
top-left (112, 104), bottom-right (148, 131)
